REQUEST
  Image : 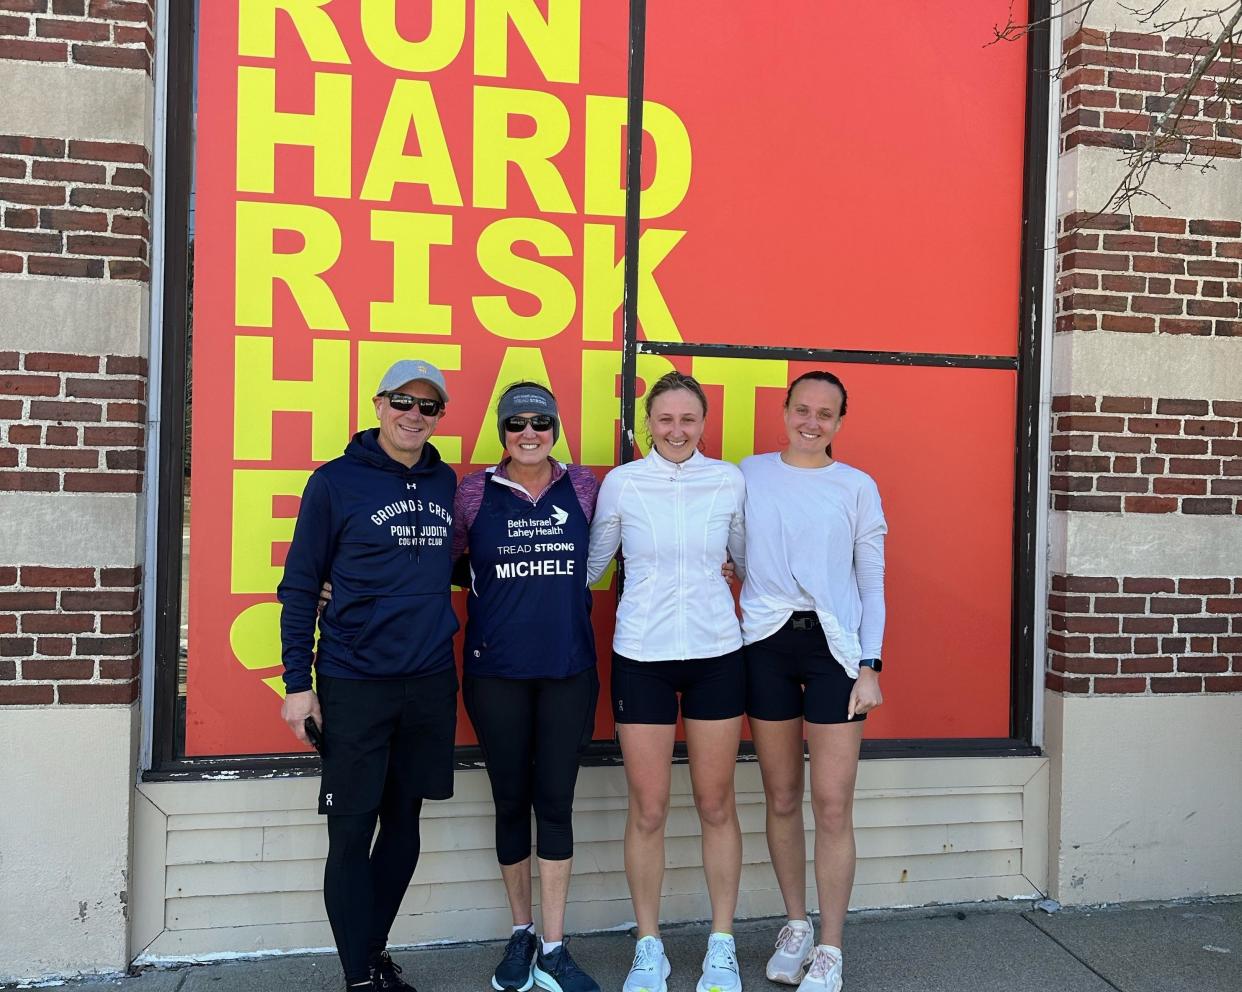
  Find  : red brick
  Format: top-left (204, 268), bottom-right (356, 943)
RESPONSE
top-left (103, 355), bottom-right (146, 376)
top-left (1057, 415), bottom-right (1126, 432)
top-left (108, 259), bottom-right (149, 280)
top-left (1184, 420), bottom-right (1236, 437)
top-left (1211, 479), bottom-right (1242, 496)
top-left (51, 1), bottom-right (87, 14)
top-left (1132, 296), bottom-right (1185, 315)
top-left (67, 140), bottom-right (146, 165)
top-left (45, 425), bottom-right (77, 445)
top-left (1160, 318), bottom-right (1215, 335)
top-left (1097, 435), bottom-right (1151, 453)
top-left (38, 207), bottom-right (108, 232)
top-left (59, 590), bottom-right (138, 611)
top-left (109, 166), bottom-right (149, 190)
top-left (0, 230), bottom-right (62, 252)
top-left (1150, 676), bottom-right (1203, 693)
top-left (57, 681), bottom-right (138, 704)
top-left (0, 654), bottom-right (13, 673)
top-left (1094, 677), bottom-right (1149, 693)
top-left (1123, 616), bottom-right (1174, 633)
top-left (1150, 597), bottom-right (1204, 614)
top-left (88, 0), bottom-right (149, 21)
top-left (1187, 259), bottom-right (1238, 277)
top-left (0, 37), bottom-right (68, 60)
top-left (1063, 251), bottom-right (1131, 272)
top-left (27, 256), bottom-right (105, 279)
top-left (63, 472), bottom-right (142, 493)
top-left (1099, 396), bottom-right (1151, 414)
top-left (0, 567), bottom-right (16, 585)
top-left (1059, 615), bottom-right (1119, 634)
top-left (1064, 495), bottom-right (1123, 512)
top-left (71, 43), bottom-right (148, 69)
top-left (0, 637), bottom-right (34, 657)
top-left (0, 471), bottom-right (58, 491)
top-left (20, 566), bottom-right (93, 587)
top-left (1184, 498), bottom-right (1234, 514)
top-left (1155, 437), bottom-right (1208, 454)
top-left (1046, 672), bottom-right (1090, 694)
top-left (1093, 596), bottom-right (1148, 613)
top-left (104, 448), bottom-right (142, 470)
top-left (1155, 398), bottom-right (1209, 416)
top-left (34, 636), bottom-right (71, 656)
top-left (22, 612), bottom-right (93, 634)
top-left (1180, 656), bottom-right (1230, 673)
top-left (106, 401), bottom-right (144, 421)
top-left (99, 656), bottom-right (139, 679)
top-left (1206, 597), bottom-right (1242, 613)
top-left (0, 252), bottom-right (22, 273)
top-left (22, 659), bottom-right (95, 679)
top-left (68, 186), bottom-right (143, 211)
top-left (1133, 257), bottom-right (1185, 276)
top-left (66, 233), bottom-right (145, 258)
top-left (1127, 418), bottom-right (1181, 435)
top-left (1180, 617), bottom-right (1230, 634)
top-left (0, 400), bottom-right (22, 418)
top-left (109, 214), bottom-right (148, 239)
top-left (1205, 675), bottom-right (1242, 692)
top-left (76, 634), bottom-right (137, 656)
top-left (1124, 495), bottom-right (1179, 513)
top-left (1121, 657), bottom-right (1175, 674)
top-left (0, 590), bottom-right (56, 609)
top-left (1122, 577), bottom-right (1174, 593)
top-left (0, 685), bottom-right (55, 705)
top-left (99, 566), bottom-right (140, 586)
top-left (7, 424), bottom-right (40, 444)
top-left (99, 613), bottom-right (139, 634)
top-left (66, 377), bottom-right (144, 399)
top-left (1214, 400), bottom-right (1242, 418)
top-left (28, 399), bottom-right (101, 422)
top-left (1059, 657), bottom-right (1119, 675)
top-left (1155, 477), bottom-right (1207, 495)
top-left (0, 373), bottom-right (60, 396)
top-left (27, 447), bottom-right (97, 468)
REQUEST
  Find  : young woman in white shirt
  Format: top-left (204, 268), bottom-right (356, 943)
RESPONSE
top-left (740, 371), bottom-right (887, 992)
top-left (587, 372), bottom-right (747, 992)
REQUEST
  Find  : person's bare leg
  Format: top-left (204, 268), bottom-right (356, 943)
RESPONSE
top-left (500, 857), bottom-right (533, 928)
top-left (619, 722), bottom-right (676, 937)
top-left (806, 720), bottom-right (865, 948)
top-left (685, 716), bottom-right (743, 932)
top-left (536, 857), bottom-right (572, 942)
top-left (750, 717), bottom-right (809, 921)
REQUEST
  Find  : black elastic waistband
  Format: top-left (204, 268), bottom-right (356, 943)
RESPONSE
top-left (786, 611), bottom-right (820, 630)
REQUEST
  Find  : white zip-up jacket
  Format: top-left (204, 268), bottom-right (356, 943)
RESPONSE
top-left (587, 448), bottom-right (746, 661)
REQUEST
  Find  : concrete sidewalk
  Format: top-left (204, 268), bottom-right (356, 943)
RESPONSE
top-left (21, 899), bottom-right (1242, 992)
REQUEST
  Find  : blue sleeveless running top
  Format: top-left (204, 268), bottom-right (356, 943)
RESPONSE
top-left (464, 470), bottom-right (595, 679)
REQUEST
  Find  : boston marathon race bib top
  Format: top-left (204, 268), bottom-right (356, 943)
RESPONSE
top-left (464, 470), bottom-right (595, 680)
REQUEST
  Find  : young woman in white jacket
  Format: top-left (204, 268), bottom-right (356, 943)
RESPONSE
top-left (587, 372), bottom-right (746, 992)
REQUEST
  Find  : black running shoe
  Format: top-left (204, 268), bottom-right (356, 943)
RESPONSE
top-left (532, 937), bottom-right (600, 992)
top-left (370, 952), bottom-right (416, 992)
top-left (492, 928), bottom-right (537, 992)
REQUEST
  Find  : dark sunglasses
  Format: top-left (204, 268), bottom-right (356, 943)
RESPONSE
top-left (384, 392), bottom-right (444, 416)
top-left (503, 414), bottom-right (556, 434)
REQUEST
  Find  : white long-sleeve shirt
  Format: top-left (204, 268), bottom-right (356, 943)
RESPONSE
top-left (739, 453), bottom-right (887, 677)
top-left (587, 448), bottom-right (746, 661)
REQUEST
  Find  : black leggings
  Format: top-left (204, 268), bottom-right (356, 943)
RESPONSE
top-left (324, 794), bottom-right (423, 983)
top-left (464, 667), bottom-right (598, 865)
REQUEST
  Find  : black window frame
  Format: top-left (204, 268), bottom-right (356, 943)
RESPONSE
top-left (146, 1), bottom-right (1051, 780)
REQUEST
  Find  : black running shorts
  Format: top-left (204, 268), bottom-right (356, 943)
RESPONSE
top-left (610, 649), bottom-right (745, 724)
top-left (316, 667), bottom-right (458, 815)
top-left (744, 614), bottom-right (865, 725)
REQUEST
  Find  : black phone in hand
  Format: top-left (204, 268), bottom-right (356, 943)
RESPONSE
top-left (304, 716), bottom-right (325, 755)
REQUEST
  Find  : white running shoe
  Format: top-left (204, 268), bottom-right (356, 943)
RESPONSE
top-left (765, 921), bottom-right (815, 985)
top-left (696, 932), bottom-right (741, 992)
top-left (622, 935), bottom-right (670, 992)
top-left (795, 945), bottom-right (842, 992)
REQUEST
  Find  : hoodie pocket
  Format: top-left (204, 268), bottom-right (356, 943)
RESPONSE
top-left (349, 595), bottom-right (426, 673)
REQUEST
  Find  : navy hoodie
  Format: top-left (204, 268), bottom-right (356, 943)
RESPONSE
top-left (278, 429), bottom-right (458, 693)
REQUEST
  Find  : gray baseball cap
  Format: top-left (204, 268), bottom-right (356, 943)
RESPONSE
top-left (375, 359), bottom-right (450, 403)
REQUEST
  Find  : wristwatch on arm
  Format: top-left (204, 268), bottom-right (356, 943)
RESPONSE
top-left (859, 658), bottom-right (883, 673)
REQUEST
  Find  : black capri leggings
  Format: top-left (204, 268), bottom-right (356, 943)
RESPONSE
top-left (463, 666), bottom-right (599, 865)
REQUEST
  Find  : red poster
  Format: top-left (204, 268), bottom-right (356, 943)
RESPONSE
top-left (187, 2), bottom-right (1028, 756)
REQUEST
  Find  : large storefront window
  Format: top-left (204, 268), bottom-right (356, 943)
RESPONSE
top-left (150, 1), bottom-right (1048, 771)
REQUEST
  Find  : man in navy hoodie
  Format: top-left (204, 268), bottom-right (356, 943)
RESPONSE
top-left (278, 359), bottom-right (458, 992)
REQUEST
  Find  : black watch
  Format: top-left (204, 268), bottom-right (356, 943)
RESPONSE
top-left (859, 658), bottom-right (883, 673)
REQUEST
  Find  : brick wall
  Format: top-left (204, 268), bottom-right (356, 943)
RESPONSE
top-left (0, 350), bottom-right (146, 492)
top-left (1048, 574), bottom-right (1242, 695)
top-left (1051, 395), bottom-right (1242, 513)
top-left (1056, 212), bottom-right (1240, 337)
top-left (1061, 27), bottom-right (1242, 159)
top-left (0, 133), bottom-right (150, 280)
top-left (0, 0), bottom-right (153, 73)
top-left (0, 564), bottom-right (141, 704)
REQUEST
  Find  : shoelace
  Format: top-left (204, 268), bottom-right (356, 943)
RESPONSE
top-left (706, 937), bottom-right (738, 971)
top-left (548, 940), bottom-right (586, 978)
top-left (775, 924), bottom-right (810, 953)
top-left (806, 947), bottom-right (841, 981)
top-left (502, 930), bottom-right (534, 964)
top-left (632, 938), bottom-right (663, 972)
top-left (372, 954), bottom-right (405, 989)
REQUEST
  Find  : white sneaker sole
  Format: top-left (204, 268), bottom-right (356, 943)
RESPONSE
top-left (766, 969), bottom-right (806, 986)
top-left (696, 974), bottom-right (741, 992)
top-left (492, 970), bottom-right (535, 992)
top-left (625, 958), bottom-right (671, 992)
top-left (531, 963), bottom-right (560, 992)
